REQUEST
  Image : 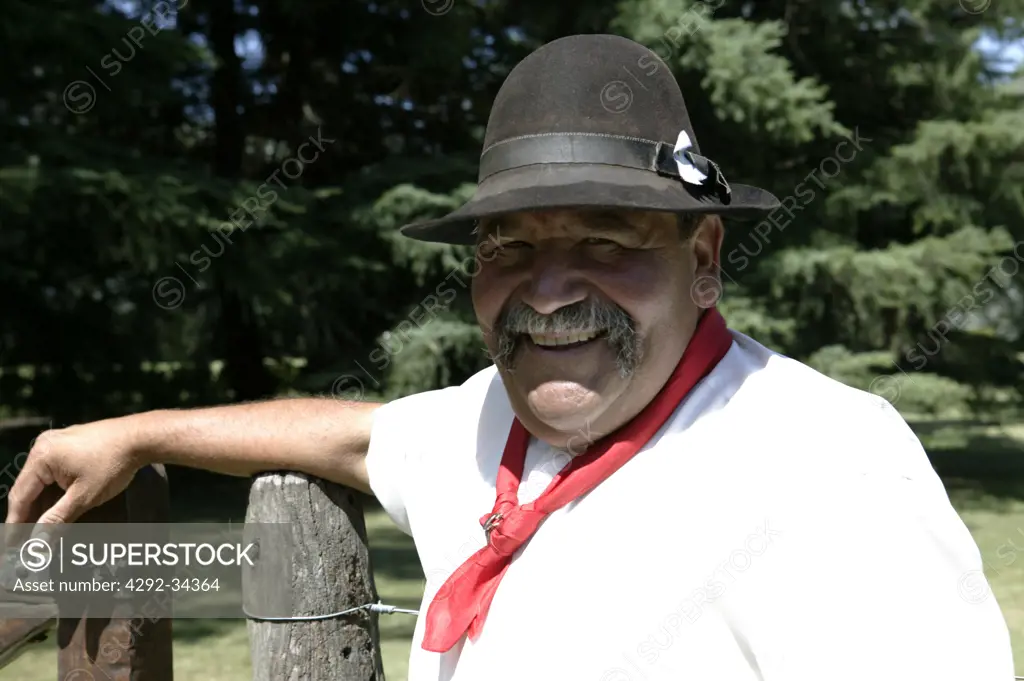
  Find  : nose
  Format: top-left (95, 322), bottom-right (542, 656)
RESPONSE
top-left (519, 249), bottom-right (589, 315)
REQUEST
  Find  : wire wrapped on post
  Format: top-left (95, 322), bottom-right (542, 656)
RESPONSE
top-left (243, 600), bottom-right (419, 623)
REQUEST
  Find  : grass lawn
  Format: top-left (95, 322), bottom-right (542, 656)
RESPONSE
top-left (2, 419), bottom-right (1023, 680)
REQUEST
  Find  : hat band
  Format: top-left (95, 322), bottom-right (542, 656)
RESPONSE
top-left (478, 132), bottom-right (731, 203)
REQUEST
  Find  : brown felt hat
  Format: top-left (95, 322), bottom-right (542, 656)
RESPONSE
top-left (401, 33), bottom-right (780, 245)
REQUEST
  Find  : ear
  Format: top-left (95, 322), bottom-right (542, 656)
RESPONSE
top-left (688, 215), bottom-right (725, 308)
top-left (691, 215), bottom-right (724, 276)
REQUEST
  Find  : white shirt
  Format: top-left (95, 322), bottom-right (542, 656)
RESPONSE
top-left (365, 330), bottom-right (1015, 681)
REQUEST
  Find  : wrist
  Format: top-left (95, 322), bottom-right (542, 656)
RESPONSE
top-left (120, 409), bottom-right (173, 468)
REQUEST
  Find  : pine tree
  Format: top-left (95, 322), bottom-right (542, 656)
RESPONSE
top-left (371, 0), bottom-right (1024, 421)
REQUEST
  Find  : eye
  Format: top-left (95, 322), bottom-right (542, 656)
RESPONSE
top-left (479, 239), bottom-right (530, 259)
top-left (582, 237), bottom-right (620, 248)
top-left (489, 240), bottom-right (530, 254)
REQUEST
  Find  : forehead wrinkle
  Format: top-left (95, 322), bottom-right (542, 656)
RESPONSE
top-left (477, 210), bottom-right (676, 247)
top-left (586, 210), bottom-right (674, 242)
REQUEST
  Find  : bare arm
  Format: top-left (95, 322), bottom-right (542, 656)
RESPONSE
top-left (137, 399), bottom-right (378, 488)
top-left (6, 398), bottom-right (381, 525)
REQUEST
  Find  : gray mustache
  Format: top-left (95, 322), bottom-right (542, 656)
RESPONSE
top-left (491, 299), bottom-right (642, 377)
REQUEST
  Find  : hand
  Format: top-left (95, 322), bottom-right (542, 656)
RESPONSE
top-left (5, 420), bottom-right (144, 525)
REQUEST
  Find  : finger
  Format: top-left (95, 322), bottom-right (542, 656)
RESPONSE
top-left (37, 486), bottom-right (87, 526)
top-left (5, 460), bottom-right (54, 525)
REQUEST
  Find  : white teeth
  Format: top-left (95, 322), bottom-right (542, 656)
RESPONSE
top-left (528, 331), bottom-right (600, 347)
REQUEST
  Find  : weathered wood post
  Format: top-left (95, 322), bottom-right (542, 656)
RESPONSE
top-left (0, 616), bottom-right (55, 669)
top-left (55, 463), bottom-right (174, 681)
top-left (0, 429), bottom-right (55, 670)
top-left (244, 472), bottom-right (385, 681)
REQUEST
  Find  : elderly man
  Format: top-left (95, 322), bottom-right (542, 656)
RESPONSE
top-left (5, 34), bottom-right (1015, 681)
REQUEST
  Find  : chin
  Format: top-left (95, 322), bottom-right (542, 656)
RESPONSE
top-left (525, 380), bottom-right (613, 433)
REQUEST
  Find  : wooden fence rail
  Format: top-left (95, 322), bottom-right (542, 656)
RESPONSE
top-left (0, 468), bottom-right (383, 681)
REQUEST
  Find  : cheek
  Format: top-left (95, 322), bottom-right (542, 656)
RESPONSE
top-left (584, 255), bottom-right (686, 325)
top-left (471, 266), bottom-right (513, 336)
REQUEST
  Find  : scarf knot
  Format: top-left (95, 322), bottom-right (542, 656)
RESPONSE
top-left (482, 506), bottom-right (545, 557)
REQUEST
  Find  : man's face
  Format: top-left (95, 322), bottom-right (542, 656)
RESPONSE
top-left (471, 208), bottom-right (723, 447)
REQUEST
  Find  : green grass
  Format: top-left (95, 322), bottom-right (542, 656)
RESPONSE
top-left (2, 419), bottom-right (1023, 680)
top-left (921, 420), bottom-right (1024, 672)
top-left (957, 501), bottom-right (1024, 670)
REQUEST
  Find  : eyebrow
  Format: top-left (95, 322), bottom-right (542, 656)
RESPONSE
top-left (474, 218), bottom-right (504, 243)
top-left (476, 211), bottom-right (640, 242)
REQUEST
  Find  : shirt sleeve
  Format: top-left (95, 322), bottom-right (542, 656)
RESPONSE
top-left (751, 468), bottom-right (1015, 681)
top-left (364, 385), bottom-right (464, 536)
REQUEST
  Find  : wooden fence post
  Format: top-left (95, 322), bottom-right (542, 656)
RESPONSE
top-left (244, 472), bottom-right (385, 681)
top-left (0, 616), bottom-right (55, 669)
top-left (56, 463), bottom-right (173, 681)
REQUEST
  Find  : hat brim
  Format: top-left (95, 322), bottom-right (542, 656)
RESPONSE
top-left (400, 163), bottom-right (780, 245)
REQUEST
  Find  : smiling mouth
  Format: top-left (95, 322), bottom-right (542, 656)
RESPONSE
top-left (524, 330), bottom-right (607, 350)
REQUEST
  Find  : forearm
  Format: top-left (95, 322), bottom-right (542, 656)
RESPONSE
top-left (128, 398), bottom-right (380, 494)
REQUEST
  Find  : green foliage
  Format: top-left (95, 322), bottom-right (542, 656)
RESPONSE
top-left (1, 0), bottom-right (1022, 426)
top-left (380, 317), bottom-right (489, 399)
top-left (754, 226), bottom-right (1014, 352)
top-left (367, 183), bottom-right (477, 285)
top-left (804, 344), bottom-right (977, 418)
